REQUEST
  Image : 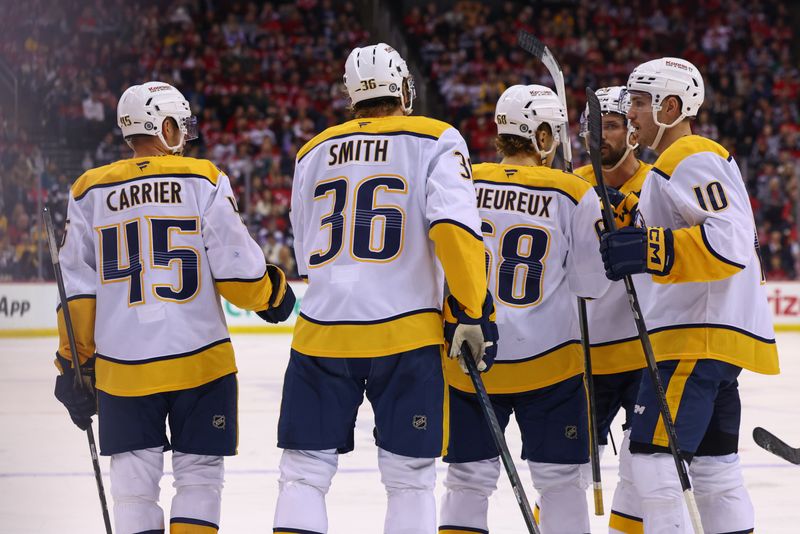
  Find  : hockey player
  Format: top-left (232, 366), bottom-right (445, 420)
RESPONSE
top-left (574, 86), bottom-right (652, 533)
top-left (274, 43), bottom-right (495, 534)
top-left (600, 58), bottom-right (780, 532)
top-left (439, 85), bottom-right (609, 534)
top-left (52, 81), bottom-right (295, 534)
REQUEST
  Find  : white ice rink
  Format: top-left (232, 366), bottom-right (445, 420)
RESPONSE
top-left (2, 333), bottom-right (799, 533)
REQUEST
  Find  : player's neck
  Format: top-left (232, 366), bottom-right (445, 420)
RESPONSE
top-left (603, 155), bottom-right (640, 188)
top-left (132, 139), bottom-right (176, 158)
top-left (653, 122), bottom-right (693, 154)
top-left (501, 154), bottom-right (541, 167)
top-left (357, 109), bottom-right (405, 119)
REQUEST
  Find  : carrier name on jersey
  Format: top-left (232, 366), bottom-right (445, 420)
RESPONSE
top-left (475, 185), bottom-right (552, 218)
top-left (106, 180), bottom-right (183, 212)
top-left (327, 138), bottom-right (389, 167)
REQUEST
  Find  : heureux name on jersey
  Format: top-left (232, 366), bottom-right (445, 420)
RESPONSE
top-left (327, 138), bottom-right (389, 167)
top-left (476, 185), bottom-right (552, 218)
top-left (106, 180), bottom-right (183, 212)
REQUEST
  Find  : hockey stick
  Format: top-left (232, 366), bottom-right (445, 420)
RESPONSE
top-left (43, 207), bottom-right (113, 534)
top-left (578, 298), bottom-right (604, 515)
top-left (585, 88), bottom-right (704, 534)
top-left (517, 30), bottom-right (605, 515)
top-left (517, 30), bottom-right (572, 172)
top-left (461, 343), bottom-right (540, 534)
top-left (753, 427), bottom-right (800, 465)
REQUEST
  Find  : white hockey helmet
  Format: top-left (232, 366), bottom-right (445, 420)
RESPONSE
top-left (344, 43), bottom-right (415, 115)
top-left (495, 84), bottom-right (567, 161)
top-left (627, 57), bottom-right (704, 148)
top-left (117, 81), bottom-right (198, 153)
top-left (579, 86), bottom-right (638, 171)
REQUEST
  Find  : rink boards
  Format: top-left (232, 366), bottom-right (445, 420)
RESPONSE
top-left (1, 281), bottom-right (799, 336)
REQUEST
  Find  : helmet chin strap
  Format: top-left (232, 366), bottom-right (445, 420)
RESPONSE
top-left (534, 136), bottom-right (559, 165)
top-left (604, 146), bottom-right (632, 172)
top-left (158, 128), bottom-right (186, 155)
top-left (604, 127), bottom-right (639, 172)
top-left (649, 106), bottom-right (685, 150)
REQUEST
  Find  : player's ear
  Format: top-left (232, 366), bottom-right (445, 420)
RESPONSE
top-left (664, 95), bottom-right (682, 120)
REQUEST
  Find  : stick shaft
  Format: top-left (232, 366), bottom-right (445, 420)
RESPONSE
top-left (462, 344), bottom-right (540, 534)
top-left (43, 207), bottom-right (113, 533)
top-left (578, 298), bottom-right (604, 515)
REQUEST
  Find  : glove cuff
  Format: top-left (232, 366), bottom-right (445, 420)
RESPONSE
top-left (645, 227), bottom-right (674, 276)
top-left (266, 264), bottom-right (288, 307)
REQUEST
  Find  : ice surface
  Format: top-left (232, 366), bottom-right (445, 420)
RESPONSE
top-left (2, 333), bottom-right (799, 532)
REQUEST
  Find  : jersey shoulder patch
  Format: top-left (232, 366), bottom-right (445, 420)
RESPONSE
top-left (653, 135), bottom-right (730, 180)
top-left (72, 156), bottom-right (221, 201)
top-left (296, 115), bottom-right (453, 163)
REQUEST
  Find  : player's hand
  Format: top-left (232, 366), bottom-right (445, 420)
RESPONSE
top-left (54, 355), bottom-right (96, 431)
top-left (444, 292), bottom-right (499, 373)
top-left (599, 226), bottom-right (673, 281)
top-left (256, 264), bottom-right (296, 323)
top-left (595, 186), bottom-right (639, 228)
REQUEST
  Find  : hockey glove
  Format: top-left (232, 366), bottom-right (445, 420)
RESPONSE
top-left (595, 186), bottom-right (639, 228)
top-left (54, 354), bottom-right (96, 431)
top-left (599, 226), bottom-right (674, 281)
top-left (256, 264), bottom-right (296, 324)
top-left (444, 292), bottom-right (499, 373)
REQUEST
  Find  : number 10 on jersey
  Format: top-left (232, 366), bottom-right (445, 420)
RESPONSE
top-left (309, 174), bottom-right (408, 267)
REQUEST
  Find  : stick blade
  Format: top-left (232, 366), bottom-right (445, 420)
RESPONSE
top-left (517, 30), bottom-right (545, 59)
top-left (585, 87), bottom-right (603, 156)
top-left (753, 427), bottom-right (800, 464)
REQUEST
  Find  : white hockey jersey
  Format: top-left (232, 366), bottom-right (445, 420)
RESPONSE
top-left (290, 115), bottom-right (486, 358)
top-left (56, 155), bottom-right (277, 396)
top-left (574, 161), bottom-right (652, 374)
top-left (635, 135), bottom-right (779, 374)
top-left (444, 163), bottom-right (610, 394)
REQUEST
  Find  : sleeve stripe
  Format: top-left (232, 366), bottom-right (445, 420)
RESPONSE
top-left (214, 271), bottom-right (268, 283)
top-left (429, 219), bottom-right (482, 241)
top-left (299, 307), bottom-right (440, 326)
top-left (652, 167), bottom-right (671, 181)
top-left (97, 337), bottom-right (231, 365)
top-left (55, 293), bottom-right (96, 312)
top-left (699, 225), bottom-right (746, 270)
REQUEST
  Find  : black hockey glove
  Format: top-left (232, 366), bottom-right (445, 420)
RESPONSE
top-left (599, 226), bottom-right (674, 281)
top-left (256, 264), bottom-right (296, 324)
top-left (444, 291), bottom-right (499, 373)
top-left (54, 355), bottom-right (96, 431)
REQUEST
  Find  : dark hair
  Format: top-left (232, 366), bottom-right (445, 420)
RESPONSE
top-left (495, 134), bottom-right (537, 158)
top-left (353, 97), bottom-right (402, 118)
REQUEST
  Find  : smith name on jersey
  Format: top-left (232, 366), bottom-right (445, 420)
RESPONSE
top-left (635, 135), bottom-right (779, 374)
top-left (56, 155), bottom-right (279, 396)
top-left (574, 161), bottom-right (652, 374)
top-left (444, 163), bottom-right (610, 394)
top-left (290, 115), bottom-right (487, 358)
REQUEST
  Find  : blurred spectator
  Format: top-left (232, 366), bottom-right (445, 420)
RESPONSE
top-left (0, 0), bottom-right (797, 283)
